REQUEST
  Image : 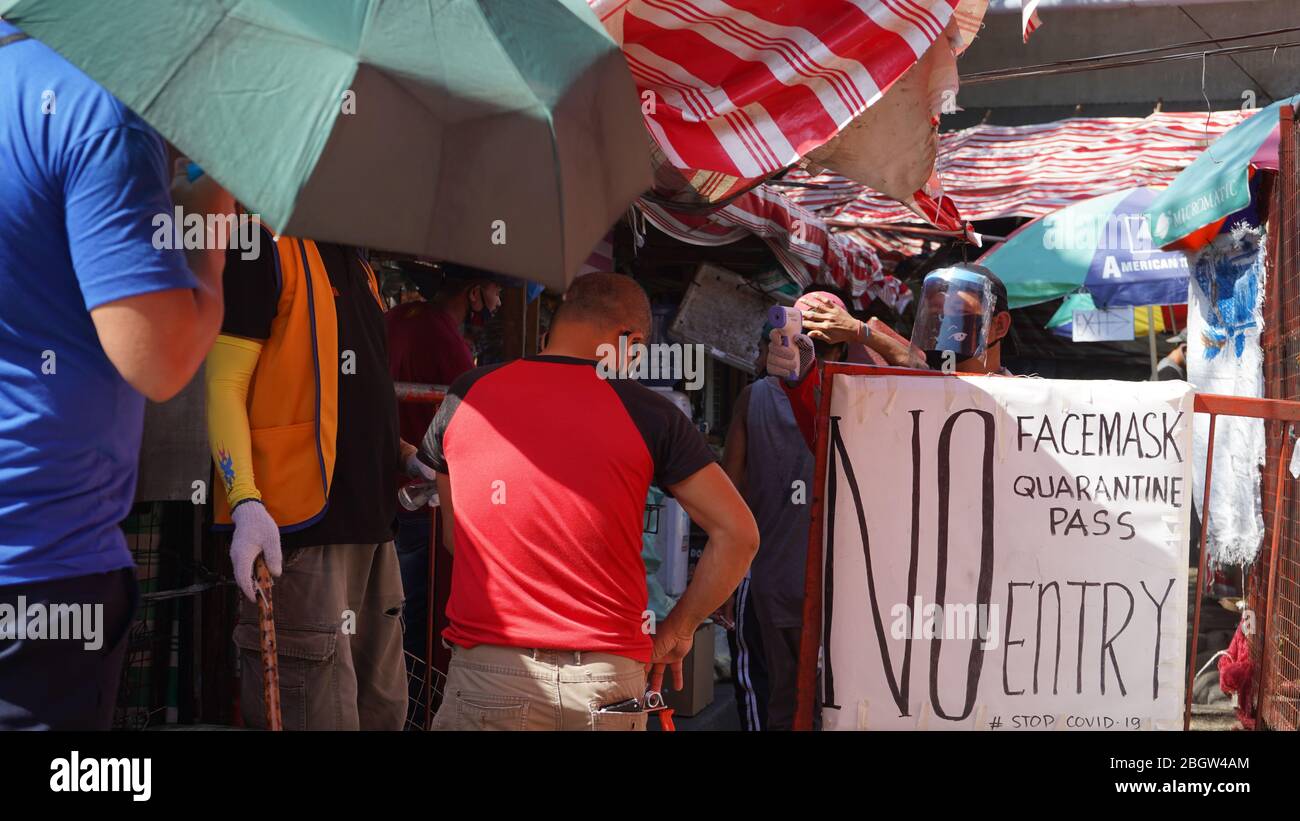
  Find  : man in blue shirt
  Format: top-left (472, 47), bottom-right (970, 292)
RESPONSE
top-left (0, 22), bottom-right (231, 729)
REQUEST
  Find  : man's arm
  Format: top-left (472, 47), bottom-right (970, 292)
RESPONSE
top-left (91, 283), bottom-right (224, 401)
top-left (861, 317), bottom-right (928, 368)
top-left (205, 334), bottom-right (264, 509)
top-left (79, 147), bottom-right (232, 402)
top-left (203, 230), bottom-right (285, 601)
top-left (435, 471), bottom-right (455, 554)
top-left (205, 333), bottom-right (283, 602)
top-left (651, 463), bottom-right (759, 691)
top-left (419, 376), bottom-right (467, 553)
top-left (720, 384), bottom-right (751, 496)
top-left (801, 298), bottom-right (926, 369)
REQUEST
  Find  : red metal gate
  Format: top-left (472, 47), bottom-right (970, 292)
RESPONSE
top-left (1256, 102), bottom-right (1300, 731)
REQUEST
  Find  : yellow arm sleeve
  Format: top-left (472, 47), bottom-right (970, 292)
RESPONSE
top-left (205, 334), bottom-right (264, 507)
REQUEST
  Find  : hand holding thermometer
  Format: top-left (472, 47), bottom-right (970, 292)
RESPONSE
top-left (768, 305), bottom-right (801, 347)
top-left (766, 305), bottom-right (814, 383)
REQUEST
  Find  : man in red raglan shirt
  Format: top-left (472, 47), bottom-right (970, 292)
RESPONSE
top-left (419, 272), bottom-right (759, 730)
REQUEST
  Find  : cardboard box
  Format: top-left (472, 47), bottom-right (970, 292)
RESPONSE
top-left (661, 622), bottom-right (714, 717)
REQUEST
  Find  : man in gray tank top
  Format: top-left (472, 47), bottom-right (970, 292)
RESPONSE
top-left (723, 300), bottom-right (849, 730)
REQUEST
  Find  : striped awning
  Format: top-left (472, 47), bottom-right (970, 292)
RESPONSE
top-left (589, 0), bottom-right (988, 203)
top-left (783, 110), bottom-right (1253, 226)
top-left (636, 186), bottom-right (913, 312)
top-left (589, 1), bottom-right (998, 308)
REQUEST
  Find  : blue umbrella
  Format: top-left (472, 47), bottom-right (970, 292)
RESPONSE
top-left (982, 187), bottom-right (1193, 309)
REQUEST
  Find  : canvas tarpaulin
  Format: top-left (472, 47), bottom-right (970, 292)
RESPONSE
top-left (588, 0), bottom-right (988, 204)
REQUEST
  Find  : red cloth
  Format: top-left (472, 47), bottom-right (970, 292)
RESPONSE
top-left (385, 302), bottom-right (473, 444)
top-left (1217, 622), bottom-right (1255, 730)
top-left (780, 367), bottom-right (821, 452)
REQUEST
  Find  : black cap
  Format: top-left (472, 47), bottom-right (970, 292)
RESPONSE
top-left (961, 262), bottom-right (1009, 316)
top-left (958, 262), bottom-right (1015, 357)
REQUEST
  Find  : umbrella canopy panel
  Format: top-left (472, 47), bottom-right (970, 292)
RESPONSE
top-left (1147, 93), bottom-right (1300, 250)
top-left (982, 187), bottom-right (1192, 309)
top-left (1, 0), bottom-right (652, 288)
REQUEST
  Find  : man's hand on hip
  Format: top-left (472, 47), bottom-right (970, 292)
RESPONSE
top-left (230, 500), bottom-right (283, 603)
top-left (647, 614), bottom-right (695, 692)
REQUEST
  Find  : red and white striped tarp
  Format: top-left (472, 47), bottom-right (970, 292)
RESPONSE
top-left (1021, 0), bottom-right (1042, 42)
top-left (780, 168), bottom-right (871, 213)
top-left (636, 186), bottom-right (913, 312)
top-left (839, 225), bottom-right (933, 262)
top-left (793, 110), bottom-right (1251, 225)
top-left (589, 0), bottom-right (985, 203)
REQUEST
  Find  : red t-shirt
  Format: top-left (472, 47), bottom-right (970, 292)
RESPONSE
top-left (419, 356), bottom-right (716, 662)
top-left (385, 302), bottom-right (474, 444)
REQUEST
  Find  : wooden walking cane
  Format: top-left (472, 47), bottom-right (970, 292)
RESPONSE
top-left (254, 555), bottom-right (283, 731)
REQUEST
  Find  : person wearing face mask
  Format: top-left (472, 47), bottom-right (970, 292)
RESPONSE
top-left (385, 262), bottom-right (511, 474)
top-left (387, 262), bottom-right (504, 424)
top-left (384, 260), bottom-right (511, 719)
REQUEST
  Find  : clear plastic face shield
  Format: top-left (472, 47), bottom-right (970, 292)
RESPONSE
top-left (909, 267), bottom-right (996, 370)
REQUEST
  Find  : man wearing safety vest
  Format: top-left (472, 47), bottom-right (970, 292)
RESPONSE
top-left (205, 223), bottom-right (431, 730)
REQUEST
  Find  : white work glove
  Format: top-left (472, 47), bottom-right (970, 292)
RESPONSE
top-left (230, 500), bottom-right (282, 603)
top-left (767, 329), bottom-right (815, 382)
top-left (405, 451), bottom-right (437, 481)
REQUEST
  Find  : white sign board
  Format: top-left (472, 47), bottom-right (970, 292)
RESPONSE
top-left (822, 374), bottom-right (1193, 730)
top-left (1072, 306), bottom-right (1135, 342)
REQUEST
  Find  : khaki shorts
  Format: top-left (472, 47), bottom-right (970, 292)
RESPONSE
top-left (431, 644), bottom-right (648, 731)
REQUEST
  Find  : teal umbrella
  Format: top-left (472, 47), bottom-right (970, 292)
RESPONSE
top-left (0, 0), bottom-right (651, 289)
top-left (1146, 93), bottom-right (1299, 251)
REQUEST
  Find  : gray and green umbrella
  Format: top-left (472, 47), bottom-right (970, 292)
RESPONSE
top-left (0, 0), bottom-right (651, 289)
top-left (1146, 93), bottom-right (1299, 252)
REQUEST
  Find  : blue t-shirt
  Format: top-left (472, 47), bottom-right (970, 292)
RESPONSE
top-left (0, 22), bottom-right (198, 585)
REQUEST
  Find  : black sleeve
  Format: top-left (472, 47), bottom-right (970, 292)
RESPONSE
top-left (219, 239), bottom-right (279, 341)
top-left (418, 362), bottom-right (508, 474)
top-left (611, 382), bottom-right (718, 489)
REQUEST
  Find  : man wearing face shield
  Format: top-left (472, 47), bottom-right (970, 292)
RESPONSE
top-left (801, 264), bottom-right (1014, 376)
top-left (908, 263), bottom-right (1014, 375)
